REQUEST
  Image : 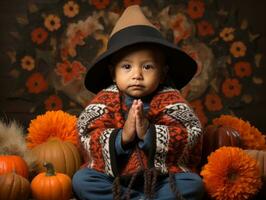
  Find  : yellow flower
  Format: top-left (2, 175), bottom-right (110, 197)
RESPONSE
top-left (63, 1), bottom-right (79, 18)
top-left (26, 110), bottom-right (78, 148)
top-left (219, 27), bottom-right (235, 42)
top-left (44, 14), bottom-right (61, 32)
top-left (201, 147), bottom-right (262, 200)
top-left (21, 55), bottom-right (35, 71)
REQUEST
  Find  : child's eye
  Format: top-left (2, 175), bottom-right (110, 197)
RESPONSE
top-left (143, 64), bottom-right (154, 70)
top-left (121, 64), bottom-right (131, 70)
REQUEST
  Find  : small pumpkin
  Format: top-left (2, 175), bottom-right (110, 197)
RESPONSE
top-left (31, 162), bottom-right (72, 200)
top-left (201, 125), bottom-right (242, 166)
top-left (0, 155), bottom-right (28, 178)
top-left (244, 150), bottom-right (266, 199)
top-left (0, 172), bottom-right (30, 200)
top-left (31, 137), bottom-right (81, 178)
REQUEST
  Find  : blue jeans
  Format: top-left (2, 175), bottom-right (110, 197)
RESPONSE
top-left (72, 168), bottom-right (204, 200)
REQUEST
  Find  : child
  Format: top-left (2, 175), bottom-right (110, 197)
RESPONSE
top-left (73, 5), bottom-right (204, 200)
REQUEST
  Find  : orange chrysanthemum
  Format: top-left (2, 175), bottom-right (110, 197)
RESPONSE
top-left (201, 147), bottom-right (262, 200)
top-left (26, 110), bottom-right (78, 148)
top-left (213, 115), bottom-right (266, 150)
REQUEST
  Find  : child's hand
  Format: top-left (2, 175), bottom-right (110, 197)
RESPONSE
top-left (122, 100), bottom-right (137, 145)
top-left (135, 99), bottom-right (149, 140)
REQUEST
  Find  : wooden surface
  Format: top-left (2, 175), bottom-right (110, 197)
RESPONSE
top-left (0, 0), bottom-right (266, 132)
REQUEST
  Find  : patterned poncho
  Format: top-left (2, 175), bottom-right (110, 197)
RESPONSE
top-left (77, 85), bottom-right (202, 177)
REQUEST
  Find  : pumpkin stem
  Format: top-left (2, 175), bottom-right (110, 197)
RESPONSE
top-left (43, 162), bottom-right (56, 176)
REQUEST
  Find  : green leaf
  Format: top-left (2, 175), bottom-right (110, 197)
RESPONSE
top-left (36, 49), bottom-right (55, 66)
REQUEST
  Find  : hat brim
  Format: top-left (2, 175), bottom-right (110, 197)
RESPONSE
top-left (85, 26), bottom-right (197, 93)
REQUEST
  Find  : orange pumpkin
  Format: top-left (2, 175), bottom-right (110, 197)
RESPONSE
top-left (31, 137), bottom-right (81, 178)
top-left (31, 162), bottom-right (72, 200)
top-left (244, 150), bottom-right (266, 177)
top-left (0, 172), bottom-right (30, 200)
top-left (0, 155), bottom-right (28, 178)
top-left (244, 150), bottom-right (266, 199)
top-left (201, 125), bottom-right (242, 166)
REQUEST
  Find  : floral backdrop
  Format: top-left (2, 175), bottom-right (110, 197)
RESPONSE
top-left (6, 0), bottom-right (264, 127)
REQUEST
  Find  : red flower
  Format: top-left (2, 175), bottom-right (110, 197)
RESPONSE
top-left (234, 61), bottom-right (252, 78)
top-left (197, 20), bottom-right (214, 36)
top-left (123, 0), bottom-right (142, 7)
top-left (187, 0), bottom-right (205, 19)
top-left (222, 78), bottom-right (242, 98)
top-left (44, 95), bottom-right (63, 111)
top-left (31, 27), bottom-right (48, 45)
top-left (91, 0), bottom-right (110, 9)
top-left (26, 72), bottom-right (48, 94)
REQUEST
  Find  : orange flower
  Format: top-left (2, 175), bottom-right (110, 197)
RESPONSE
top-left (21, 55), bottom-right (35, 71)
top-left (201, 147), bottom-right (262, 200)
top-left (187, 0), bottom-right (205, 19)
top-left (123, 0), bottom-right (142, 7)
top-left (44, 95), bottom-right (63, 111)
top-left (204, 93), bottom-right (223, 112)
top-left (63, 1), bottom-right (79, 18)
top-left (234, 61), bottom-right (252, 78)
top-left (55, 60), bottom-right (86, 84)
top-left (222, 78), bottom-right (242, 98)
top-left (31, 27), bottom-right (48, 45)
top-left (230, 41), bottom-right (247, 58)
top-left (189, 99), bottom-right (203, 112)
top-left (219, 27), bottom-right (235, 42)
top-left (213, 115), bottom-right (266, 150)
top-left (26, 110), bottom-right (78, 148)
top-left (197, 20), bottom-right (214, 36)
top-left (26, 72), bottom-right (48, 94)
top-left (91, 0), bottom-right (110, 9)
top-left (44, 14), bottom-right (61, 32)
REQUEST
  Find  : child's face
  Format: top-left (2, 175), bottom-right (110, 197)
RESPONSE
top-left (112, 46), bottom-right (165, 97)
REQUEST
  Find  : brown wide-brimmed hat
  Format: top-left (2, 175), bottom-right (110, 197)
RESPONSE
top-left (85, 5), bottom-right (197, 93)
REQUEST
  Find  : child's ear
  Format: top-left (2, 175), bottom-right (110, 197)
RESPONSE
top-left (108, 64), bottom-right (116, 82)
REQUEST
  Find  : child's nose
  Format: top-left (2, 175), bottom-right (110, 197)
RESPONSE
top-left (132, 67), bottom-right (143, 80)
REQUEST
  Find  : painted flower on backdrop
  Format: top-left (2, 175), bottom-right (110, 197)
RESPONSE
top-left (230, 41), bottom-right (247, 58)
top-left (187, 0), bottom-right (205, 19)
top-left (234, 61), bottom-right (252, 78)
top-left (44, 14), bottom-right (61, 32)
top-left (63, 1), bottom-right (80, 18)
top-left (90, 0), bottom-right (110, 10)
top-left (219, 27), bottom-right (235, 42)
top-left (26, 72), bottom-right (48, 94)
top-left (31, 27), bottom-right (48, 45)
top-left (60, 13), bottom-right (104, 59)
top-left (44, 95), bottom-right (63, 111)
top-left (169, 13), bottom-right (194, 44)
top-left (55, 60), bottom-right (86, 85)
top-left (21, 56), bottom-right (35, 71)
top-left (222, 78), bottom-right (242, 98)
